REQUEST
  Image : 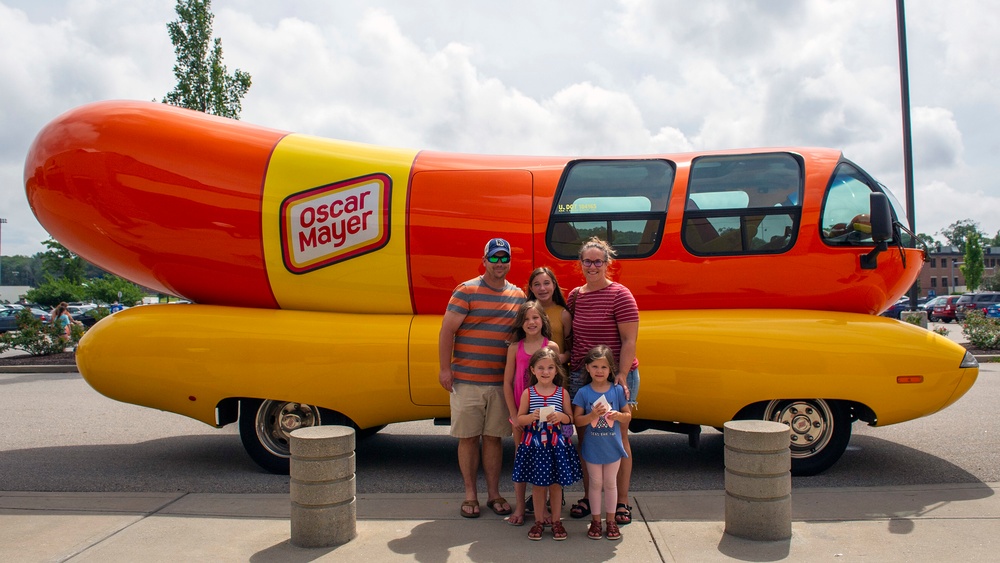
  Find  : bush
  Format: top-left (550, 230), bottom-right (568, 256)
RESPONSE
top-left (961, 309), bottom-right (1000, 350)
top-left (0, 309), bottom-right (83, 356)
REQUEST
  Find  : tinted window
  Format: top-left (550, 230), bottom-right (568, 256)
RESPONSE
top-left (683, 153), bottom-right (803, 255)
top-left (548, 159), bottom-right (674, 258)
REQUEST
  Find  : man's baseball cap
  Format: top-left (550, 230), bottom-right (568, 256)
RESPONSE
top-left (484, 238), bottom-right (512, 258)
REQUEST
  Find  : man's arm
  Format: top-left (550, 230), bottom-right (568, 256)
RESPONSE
top-left (438, 310), bottom-right (466, 392)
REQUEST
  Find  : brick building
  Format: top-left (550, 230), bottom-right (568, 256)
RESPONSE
top-left (916, 245), bottom-right (1000, 298)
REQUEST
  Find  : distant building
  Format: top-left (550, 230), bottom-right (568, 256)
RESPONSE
top-left (0, 286), bottom-right (31, 303)
top-left (916, 245), bottom-right (1000, 297)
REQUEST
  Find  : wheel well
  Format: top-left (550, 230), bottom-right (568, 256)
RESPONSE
top-left (733, 399), bottom-right (874, 425)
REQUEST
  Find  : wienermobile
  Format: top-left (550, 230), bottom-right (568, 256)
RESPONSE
top-left (25, 101), bottom-right (978, 475)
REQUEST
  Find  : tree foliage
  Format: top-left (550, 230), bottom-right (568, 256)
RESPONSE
top-left (961, 232), bottom-right (984, 292)
top-left (162, 0), bottom-right (251, 119)
top-left (937, 219), bottom-right (984, 253)
top-left (84, 275), bottom-right (146, 306)
top-left (40, 238), bottom-right (86, 284)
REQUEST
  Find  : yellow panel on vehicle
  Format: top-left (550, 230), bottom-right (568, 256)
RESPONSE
top-left (260, 134), bottom-right (419, 314)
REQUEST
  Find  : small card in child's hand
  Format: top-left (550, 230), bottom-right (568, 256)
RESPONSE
top-left (592, 394), bottom-right (611, 428)
top-left (538, 405), bottom-right (555, 420)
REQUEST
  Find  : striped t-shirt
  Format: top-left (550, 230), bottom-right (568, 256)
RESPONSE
top-left (447, 276), bottom-right (526, 385)
top-left (568, 282), bottom-right (640, 373)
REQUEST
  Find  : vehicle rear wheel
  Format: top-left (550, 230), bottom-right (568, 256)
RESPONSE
top-left (751, 398), bottom-right (851, 476)
top-left (928, 314), bottom-right (938, 322)
top-left (239, 399), bottom-right (329, 474)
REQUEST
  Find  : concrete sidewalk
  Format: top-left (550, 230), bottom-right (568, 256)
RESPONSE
top-left (2, 483), bottom-right (997, 562)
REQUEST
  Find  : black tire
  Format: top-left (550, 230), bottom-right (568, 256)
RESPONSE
top-left (744, 399), bottom-right (852, 476)
top-left (239, 399), bottom-right (326, 474)
top-left (928, 314), bottom-right (938, 322)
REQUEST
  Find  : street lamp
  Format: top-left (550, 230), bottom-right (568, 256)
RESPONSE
top-left (951, 260), bottom-right (964, 293)
top-left (0, 218), bottom-right (6, 286)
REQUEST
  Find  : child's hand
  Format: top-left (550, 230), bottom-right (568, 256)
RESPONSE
top-left (606, 410), bottom-right (619, 421)
top-left (594, 402), bottom-right (610, 417)
top-left (545, 412), bottom-right (559, 424)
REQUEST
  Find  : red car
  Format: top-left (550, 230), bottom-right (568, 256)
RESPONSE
top-left (930, 296), bottom-right (960, 323)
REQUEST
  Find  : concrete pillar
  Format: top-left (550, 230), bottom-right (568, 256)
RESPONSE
top-left (723, 420), bottom-right (791, 541)
top-left (289, 425), bottom-right (357, 548)
top-left (900, 309), bottom-right (928, 328)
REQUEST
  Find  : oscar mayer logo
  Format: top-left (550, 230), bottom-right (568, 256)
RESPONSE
top-left (280, 174), bottom-right (391, 273)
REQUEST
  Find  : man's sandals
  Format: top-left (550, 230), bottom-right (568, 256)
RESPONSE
top-left (460, 500), bottom-right (480, 518)
top-left (486, 497), bottom-right (512, 516)
top-left (569, 498), bottom-right (591, 518)
top-left (615, 503), bottom-right (633, 525)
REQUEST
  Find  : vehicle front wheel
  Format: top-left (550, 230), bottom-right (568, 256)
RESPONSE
top-left (928, 314), bottom-right (938, 322)
top-left (239, 399), bottom-right (332, 474)
top-left (747, 399), bottom-right (852, 476)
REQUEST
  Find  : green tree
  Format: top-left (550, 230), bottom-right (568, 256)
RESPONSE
top-left (39, 238), bottom-right (86, 284)
top-left (938, 219), bottom-right (984, 254)
top-left (162, 0), bottom-right (251, 119)
top-left (84, 275), bottom-right (146, 306)
top-left (961, 232), bottom-right (984, 291)
top-left (24, 277), bottom-right (86, 308)
top-left (982, 269), bottom-right (1000, 291)
top-left (915, 232), bottom-right (937, 249)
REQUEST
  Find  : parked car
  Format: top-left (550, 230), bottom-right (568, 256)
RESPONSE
top-left (930, 295), bottom-right (961, 323)
top-left (955, 292), bottom-right (1000, 321)
top-left (880, 298), bottom-right (912, 319)
top-left (0, 307), bottom-right (50, 332)
top-left (986, 303), bottom-right (1000, 319)
top-left (73, 307), bottom-right (110, 327)
top-left (881, 296), bottom-right (930, 319)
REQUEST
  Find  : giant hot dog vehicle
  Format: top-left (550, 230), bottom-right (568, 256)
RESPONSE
top-left (25, 101), bottom-right (978, 475)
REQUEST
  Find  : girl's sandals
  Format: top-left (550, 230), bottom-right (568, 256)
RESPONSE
top-left (587, 520), bottom-right (603, 540)
top-left (570, 498), bottom-right (591, 518)
top-left (527, 521), bottom-right (545, 541)
top-left (606, 520), bottom-right (622, 540)
top-left (615, 503), bottom-right (632, 525)
top-left (551, 520), bottom-right (568, 541)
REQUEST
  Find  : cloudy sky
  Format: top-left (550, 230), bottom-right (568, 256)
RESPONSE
top-left (2, 0), bottom-right (997, 256)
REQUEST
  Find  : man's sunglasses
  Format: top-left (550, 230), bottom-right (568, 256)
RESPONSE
top-left (487, 255), bottom-right (511, 264)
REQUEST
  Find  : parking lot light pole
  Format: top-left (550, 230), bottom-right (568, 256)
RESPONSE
top-left (0, 218), bottom-right (6, 286)
top-left (952, 260), bottom-right (964, 293)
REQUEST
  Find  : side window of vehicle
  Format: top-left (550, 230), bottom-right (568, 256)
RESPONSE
top-left (548, 159), bottom-right (674, 258)
top-left (683, 153), bottom-right (803, 255)
top-left (820, 163), bottom-right (896, 246)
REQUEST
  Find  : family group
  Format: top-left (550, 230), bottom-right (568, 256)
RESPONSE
top-left (438, 236), bottom-right (640, 541)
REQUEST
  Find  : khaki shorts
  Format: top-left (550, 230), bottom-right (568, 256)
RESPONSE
top-left (450, 383), bottom-right (513, 439)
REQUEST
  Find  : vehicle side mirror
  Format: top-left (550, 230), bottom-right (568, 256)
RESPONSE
top-left (861, 193), bottom-right (892, 270)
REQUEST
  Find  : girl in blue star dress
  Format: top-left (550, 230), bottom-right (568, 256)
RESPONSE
top-left (512, 347), bottom-right (583, 541)
top-left (572, 345), bottom-right (631, 541)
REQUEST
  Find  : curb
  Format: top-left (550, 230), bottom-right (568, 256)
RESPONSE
top-left (0, 364), bottom-right (79, 373)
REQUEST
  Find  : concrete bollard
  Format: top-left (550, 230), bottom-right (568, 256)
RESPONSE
top-left (723, 420), bottom-right (791, 541)
top-left (289, 425), bottom-right (357, 548)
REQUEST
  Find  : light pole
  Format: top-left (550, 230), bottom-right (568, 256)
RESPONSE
top-left (952, 260), bottom-right (964, 293)
top-left (0, 218), bottom-right (6, 286)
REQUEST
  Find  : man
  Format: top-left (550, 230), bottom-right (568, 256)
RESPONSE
top-left (439, 238), bottom-right (525, 518)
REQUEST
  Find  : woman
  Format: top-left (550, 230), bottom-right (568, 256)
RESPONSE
top-left (566, 237), bottom-right (639, 526)
top-left (50, 302), bottom-right (73, 340)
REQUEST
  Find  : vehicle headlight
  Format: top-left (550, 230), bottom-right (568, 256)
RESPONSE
top-left (960, 351), bottom-right (979, 369)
